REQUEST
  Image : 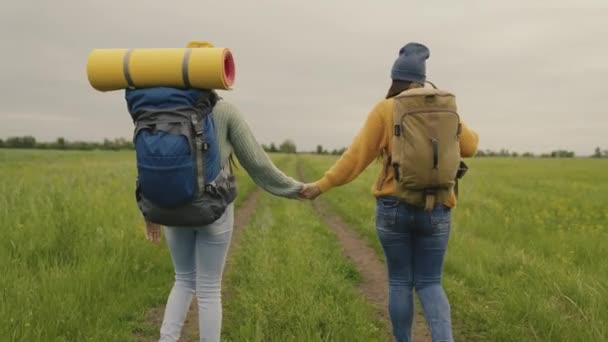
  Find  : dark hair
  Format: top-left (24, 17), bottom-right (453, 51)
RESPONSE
top-left (196, 89), bottom-right (220, 109)
top-left (385, 80), bottom-right (413, 99)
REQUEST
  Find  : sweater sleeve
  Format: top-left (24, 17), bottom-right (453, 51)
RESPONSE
top-left (225, 103), bottom-right (303, 199)
top-left (315, 100), bottom-right (389, 193)
top-left (459, 122), bottom-right (479, 157)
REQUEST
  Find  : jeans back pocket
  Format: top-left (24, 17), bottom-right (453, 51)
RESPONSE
top-left (376, 197), bottom-right (400, 229)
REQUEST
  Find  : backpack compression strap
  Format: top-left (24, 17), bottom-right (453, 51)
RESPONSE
top-left (122, 48), bottom-right (194, 89)
top-left (123, 49), bottom-right (135, 89)
top-left (425, 136), bottom-right (440, 211)
top-left (190, 113), bottom-right (207, 194)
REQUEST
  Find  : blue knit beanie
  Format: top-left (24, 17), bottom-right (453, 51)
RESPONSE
top-left (390, 42), bottom-right (430, 82)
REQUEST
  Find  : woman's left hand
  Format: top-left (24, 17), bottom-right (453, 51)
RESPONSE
top-left (145, 221), bottom-right (162, 244)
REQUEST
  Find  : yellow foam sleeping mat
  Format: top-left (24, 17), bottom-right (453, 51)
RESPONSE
top-left (86, 41), bottom-right (235, 91)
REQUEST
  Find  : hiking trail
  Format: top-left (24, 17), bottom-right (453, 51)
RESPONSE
top-left (297, 161), bottom-right (432, 342)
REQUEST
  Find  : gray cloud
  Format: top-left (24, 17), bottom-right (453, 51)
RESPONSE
top-left (1, 0), bottom-right (607, 154)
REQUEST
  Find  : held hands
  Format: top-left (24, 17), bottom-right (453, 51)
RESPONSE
top-left (299, 183), bottom-right (321, 200)
top-left (145, 221), bottom-right (162, 244)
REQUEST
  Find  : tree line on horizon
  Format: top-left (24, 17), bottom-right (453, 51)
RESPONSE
top-left (0, 136), bottom-right (133, 151)
top-left (1, 136), bottom-right (607, 158)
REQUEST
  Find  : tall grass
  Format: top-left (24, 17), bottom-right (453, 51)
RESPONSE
top-left (0, 150), bottom-right (257, 341)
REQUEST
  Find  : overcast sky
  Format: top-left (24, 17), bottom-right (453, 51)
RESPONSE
top-left (1, 0), bottom-right (606, 154)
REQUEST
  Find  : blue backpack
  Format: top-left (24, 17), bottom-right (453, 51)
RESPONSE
top-left (126, 87), bottom-right (236, 226)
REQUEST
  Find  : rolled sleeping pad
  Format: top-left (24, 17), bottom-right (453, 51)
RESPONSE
top-left (86, 44), bottom-right (235, 91)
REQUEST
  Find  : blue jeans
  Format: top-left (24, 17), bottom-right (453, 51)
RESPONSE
top-left (160, 204), bottom-right (234, 342)
top-left (376, 197), bottom-right (453, 342)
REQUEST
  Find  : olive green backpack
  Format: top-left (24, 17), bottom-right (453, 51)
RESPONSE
top-left (377, 82), bottom-right (467, 210)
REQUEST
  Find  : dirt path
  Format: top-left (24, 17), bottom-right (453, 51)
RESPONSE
top-left (297, 163), bottom-right (431, 342)
top-left (136, 189), bottom-right (261, 342)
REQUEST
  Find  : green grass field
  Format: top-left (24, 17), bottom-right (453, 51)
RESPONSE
top-left (1, 150), bottom-right (607, 341)
top-left (300, 155), bottom-right (608, 341)
top-left (0, 150), bottom-right (383, 341)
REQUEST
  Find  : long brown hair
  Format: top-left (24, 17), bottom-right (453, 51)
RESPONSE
top-left (385, 80), bottom-right (414, 99)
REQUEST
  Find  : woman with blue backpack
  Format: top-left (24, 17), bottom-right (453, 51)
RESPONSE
top-left (126, 87), bottom-right (302, 342)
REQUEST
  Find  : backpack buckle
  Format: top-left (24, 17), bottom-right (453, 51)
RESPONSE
top-left (456, 161), bottom-right (468, 179)
top-left (193, 125), bottom-right (203, 136)
top-left (190, 115), bottom-right (204, 136)
top-left (205, 184), bottom-right (218, 195)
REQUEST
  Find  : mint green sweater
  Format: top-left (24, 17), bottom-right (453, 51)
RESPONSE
top-left (212, 100), bottom-right (302, 198)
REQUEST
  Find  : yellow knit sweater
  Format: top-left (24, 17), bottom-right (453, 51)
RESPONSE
top-left (315, 98), bottom-right (479, 207)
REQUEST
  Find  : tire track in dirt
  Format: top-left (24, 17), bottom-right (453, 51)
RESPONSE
top-left (135, 189), bottom-right (261, 342)
top-left (297, 161), bottom-right (431, 342)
